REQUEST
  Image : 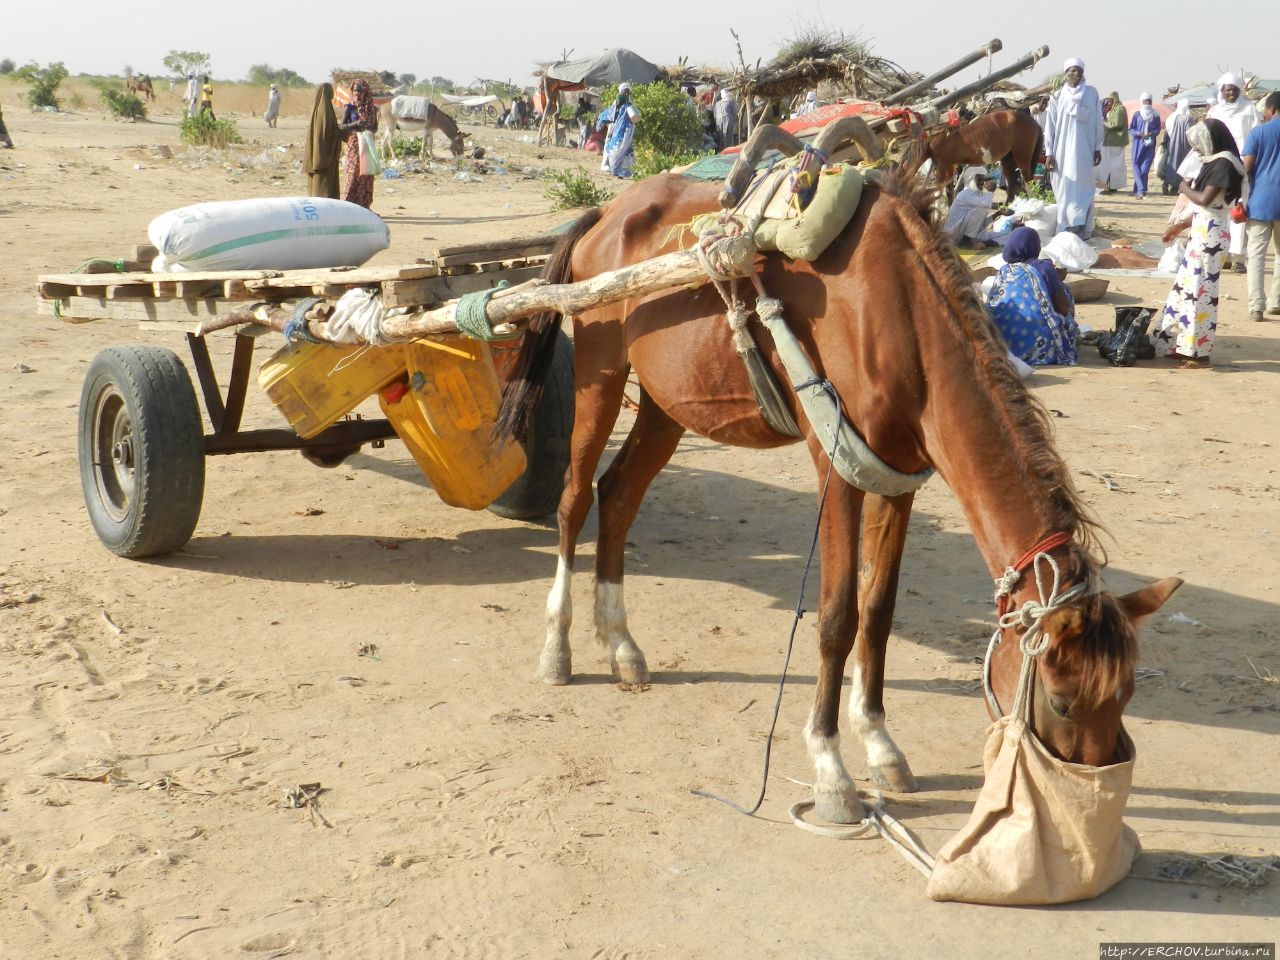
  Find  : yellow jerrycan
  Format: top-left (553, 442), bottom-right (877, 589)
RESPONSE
top-left (379, 336), bottom-right (527, 510)
top-left (259, 341), bottom-right (407, 439)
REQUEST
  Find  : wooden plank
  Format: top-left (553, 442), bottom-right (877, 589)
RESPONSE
top-left (43, 296), bottom-right (229, 324)
top-left (39, 281), bottom-right (79, 300)
top-left (433, 235), bottom-right (557, 265)
top-left (223, 279), bottom-right (250, 299)
top-left (175, 280), bottom-right (224, 300)
top-left (243, 262), bottom-right (442, 288)
top-left (103, 284), bottom-right (156, 300)
top-left (379, 265), bottom-right (543, 309)
top-left (37, 268), bottom-right (280, 296)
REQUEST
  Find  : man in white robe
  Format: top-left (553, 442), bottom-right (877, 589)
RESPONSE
top-left (185, 72), bottom-right (200, 119)
top-left (943, 167), bottom-right (1003, 246)
top-left (1043, 58), bottom-right (1104, 238)
top-left (1209, 72), bottom-right (1263, 269)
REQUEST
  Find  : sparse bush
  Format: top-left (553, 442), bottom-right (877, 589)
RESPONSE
top-left (544, 167), bottom-right (612, 210)
top-left (15, 60), bottom-right (69, 109)
top-left (179, 112), bottom-right (243, 148)
top-left (97, 83), bottom-right (148, 121)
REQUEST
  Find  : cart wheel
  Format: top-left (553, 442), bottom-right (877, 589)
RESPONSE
top-left (487, 330), bottom-right (574, 521)
top-left (78, 346), bottom-right (205, 558)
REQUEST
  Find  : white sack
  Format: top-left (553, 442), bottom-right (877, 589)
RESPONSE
top-left (391, 95), bottom-right (431, 121)
top-left (1157, 240), bottom-right (1186, 274)
top-left (149, 197), bottom-right (389, 272)
top-left (1041, 232), bottom-right (1099, 273)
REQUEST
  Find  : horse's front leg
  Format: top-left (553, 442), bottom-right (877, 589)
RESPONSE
top-left (593, 389), bottom-right (684, 685)
top-left (801, 460), bottom-right (867, 824)
top-left (853, 492), bottom-right (918, 793)
top-left (538, 324), bottom-right (633, 684)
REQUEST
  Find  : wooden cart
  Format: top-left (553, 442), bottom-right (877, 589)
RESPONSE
top-left (37, 237), bottom-right (574, 559)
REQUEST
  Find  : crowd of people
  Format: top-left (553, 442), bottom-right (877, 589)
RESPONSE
top-left (958, 59), bottom-right (1278, 373)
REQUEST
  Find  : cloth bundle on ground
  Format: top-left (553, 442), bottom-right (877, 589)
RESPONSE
top-left (1041, 231), bottom-right (1099, 272)
top-left (149, 197), bottom-right (390, 272)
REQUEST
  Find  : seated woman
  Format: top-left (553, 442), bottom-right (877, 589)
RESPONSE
top-left (985, 226), bottom-right (1079, 366)
top-left (943, 167), bottom-right (1007, 248)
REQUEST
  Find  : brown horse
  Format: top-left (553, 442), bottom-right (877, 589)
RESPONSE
top-left (912, 108), bottom-right (1043, 200)
top-left (126, 75), bottom-right (155, 102)
top-left (496, 163), bottom-right (1180, 824)
top-left (377, 95), bottom-right (467, 161)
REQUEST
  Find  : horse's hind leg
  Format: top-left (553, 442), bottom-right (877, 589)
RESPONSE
top-left (538, 319), bottom-right (631, 685)
top-left (593, 387), bottom-right (684, 685)
top-left (1000, 154), bottom-right (1021, 202)
top-left (802, 463), bottom-right (867, 824)
top-left (852, 492), bottom-right (918, 793)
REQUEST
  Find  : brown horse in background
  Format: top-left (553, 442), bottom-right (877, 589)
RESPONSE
top-left (912, 108), bottom-right (1043, 199)
top-left (496, 165), bottom-right (1180, 824)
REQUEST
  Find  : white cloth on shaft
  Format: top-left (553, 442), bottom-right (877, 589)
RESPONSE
top-left (1044, 81), bottom-right (1104, 234)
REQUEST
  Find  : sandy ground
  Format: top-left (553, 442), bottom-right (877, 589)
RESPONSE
top-left (1, 97), bottom-right (1278, 960)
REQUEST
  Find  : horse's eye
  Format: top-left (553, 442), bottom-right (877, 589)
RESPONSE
top-left (1049, 696), bottom-right (1073, 720)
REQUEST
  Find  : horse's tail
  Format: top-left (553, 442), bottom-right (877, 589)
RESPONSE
top-left (493, 206), bottom-right (603, 443)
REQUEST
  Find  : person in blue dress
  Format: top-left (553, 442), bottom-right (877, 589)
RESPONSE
top-left (986, 226), bottom-right (1079, 365)
top-left (1128, 93), bottom-right (1162, 198)
top-left (599, 83), bottom-right (640, 178)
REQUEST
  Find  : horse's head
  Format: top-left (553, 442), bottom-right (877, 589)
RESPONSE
top-left (449, 130), bottom-right (469, 157)
top-left (988, 576), bottom-right (1182, 766)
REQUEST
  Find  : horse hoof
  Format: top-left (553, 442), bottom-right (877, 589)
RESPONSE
top-left (610, 655), bottom-right (650, 687)
top-left (536, 655), bottom-right (572, 686)
top-left (869, 761), bottom-right (919, 794)
top-left (814, 791), bottom-right (866, 825)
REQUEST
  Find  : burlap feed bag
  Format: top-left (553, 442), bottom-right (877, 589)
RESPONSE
top-left (926, 555), bottom-right (1140, 905)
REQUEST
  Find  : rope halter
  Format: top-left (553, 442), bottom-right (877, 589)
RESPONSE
top-left (983, 549), bottom-right (1088, 720)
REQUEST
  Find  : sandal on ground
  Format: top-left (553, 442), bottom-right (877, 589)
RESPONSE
top-left (1176, 357), bottom-right (1210, 370)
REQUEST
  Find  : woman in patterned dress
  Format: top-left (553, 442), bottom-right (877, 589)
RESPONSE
top-left (1151, 119), bottom-right (1244, 368)
top-left (339, 79), bottom-right (378, 208)
top-left (985, 226), bottom-right (1079, 366)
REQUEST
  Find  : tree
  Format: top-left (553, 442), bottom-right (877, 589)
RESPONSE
top-left (246, 64), bottom-right (310, 87)
top-left (0, 58), bottom-right (15, 75)
top-left (430, 75), bottom-right (455, 92)
top-left (163, 50), bottom-right (211, 79)
top-left (15, 61), bottom-right (69, 109)
top-left (398, 72), bottom-right (417, 89)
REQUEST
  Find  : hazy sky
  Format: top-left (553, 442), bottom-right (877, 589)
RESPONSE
top-left (4, 1), bottom-right (1273, 99)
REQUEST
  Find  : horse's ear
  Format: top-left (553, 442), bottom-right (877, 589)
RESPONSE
top-left (1117, 577), bottom-right (1183, 623)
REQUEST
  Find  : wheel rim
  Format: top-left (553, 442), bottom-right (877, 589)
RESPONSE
top-left (91, 384), bottom-right (135, 523)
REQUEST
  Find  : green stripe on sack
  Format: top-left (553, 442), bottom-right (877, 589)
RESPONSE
top-left (186, 224), bottom-right (386, 262)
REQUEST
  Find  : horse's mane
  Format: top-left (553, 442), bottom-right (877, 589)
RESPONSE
top-left (876, 162), bottom-right (1134, 707)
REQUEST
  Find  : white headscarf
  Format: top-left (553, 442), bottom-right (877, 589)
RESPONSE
top-left (960, 165), bottom-right (988, 191)
top-left (1139, 93), bottom-right (1155, 123)
top-left (1060, 58), bottom-right (1087, 116)
top-left (1208, 74), bottom-right (1260, 150)
top-left (1175, 100), bottom-right (1190, 116)
top-left (1187, 121), bottom-right (1245, 176)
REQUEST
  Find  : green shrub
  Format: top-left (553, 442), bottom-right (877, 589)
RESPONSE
top-left (544, 167), bottom-right (612, 210)
top-left (600, 83), bottom-right (702, 156)
top-left (97, 83), bottom-right (147, 121)
top-left (632, 144), bottom-right (712, 180)
top-left (15, 60), bottom-right (68, 109)
top-left (389, 134), bottom-right (424, 159)
top-left (179, 112), bottom-right (243, 148)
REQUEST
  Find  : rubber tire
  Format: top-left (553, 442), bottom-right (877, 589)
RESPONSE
top-left (78, 346), bottom-right (205, 558)
top-left (487, 330), bottom-right (574, 520)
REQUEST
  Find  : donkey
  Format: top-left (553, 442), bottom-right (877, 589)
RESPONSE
top-left (378, 95), bottom-right (467, 162)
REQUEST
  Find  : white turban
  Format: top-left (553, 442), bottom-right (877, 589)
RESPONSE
top-left (1218, 73), bottom-right (1242, 90)
top-left (1063, 58), bottom-right (1085, 72)
top-left (1140, 92), bottom-right (1152, 102)
top-left (618, 82), bottom-right (632, 95)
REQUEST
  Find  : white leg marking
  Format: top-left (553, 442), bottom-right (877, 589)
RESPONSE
top-left (537, 556), bottom-right (573, 684)
top-left (594, 579), bottom-right (649, 684)
top-left (803, 708), bottom-right (862, 823)
top-left (849, 664), bottom-right (917, 792)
